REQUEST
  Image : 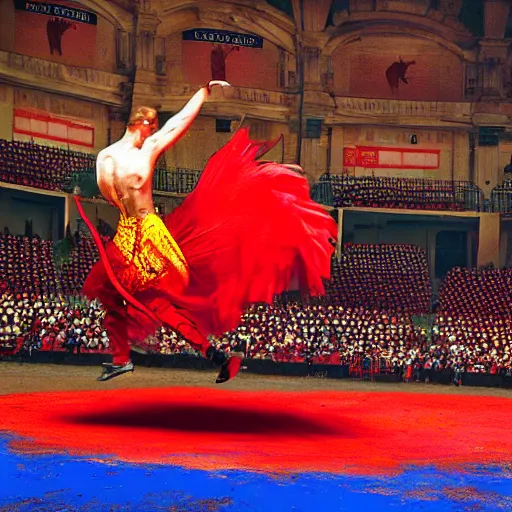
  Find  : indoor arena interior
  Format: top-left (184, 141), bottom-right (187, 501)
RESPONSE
top-left (1, 0), bottom-right (512, 510)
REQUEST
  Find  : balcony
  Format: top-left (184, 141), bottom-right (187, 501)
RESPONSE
top-left (0, 51), bottom-right (129, 106)
top-left (0, 139), bottom-right (201, 197)
top-left (327, 96), bottom-right (473, 128)
top-left (67, 167), bottom-right (203, 196)
top-left (7, 138), bottom-right (512, 214)
top-left (135, 84), bottom-right (295, 122)
top-left (311, 174), bottom-right (484, 212)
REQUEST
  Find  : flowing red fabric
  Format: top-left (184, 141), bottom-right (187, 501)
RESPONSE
top-left (83, 128), bottom-right (337, 346)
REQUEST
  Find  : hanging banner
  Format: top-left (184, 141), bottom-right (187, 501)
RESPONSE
top-left (182, 28), bottom-right (263, 49)
top-left (14, 0), bottom-right (98, 67)
top-left (14, 0), bottom-right (97, 25)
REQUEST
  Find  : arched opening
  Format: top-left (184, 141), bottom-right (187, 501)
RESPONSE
top-left (330, 33), bottom-right (464, 101)
top-left (9, 0), bottom-right (119, 72)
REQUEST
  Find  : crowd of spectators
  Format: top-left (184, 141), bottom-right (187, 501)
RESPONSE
top-left (1, 233), bottom-right (59, 297)
top-left (431, 267), bottom-right (512, 376)
top-left (0, 139), bottom-right (95, 192)
top-left (324, 244), bottom-right (431, 315)
top-left (1, 288), bottom-right (511, 379)
top-left (0, 291), bottom-right (108, 354)
top-left (438, 267), bottom-right (512, 317)
top-left (0, 232), bottom-right (97, 298)
top-left (57, 235), bottom-right (99, 296)
top-left (312, 174), bottom-right (482, 211)
top-left (1, 232), bottom-right (512, 381)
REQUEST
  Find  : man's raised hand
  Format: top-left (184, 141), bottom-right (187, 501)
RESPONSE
top-left (207, 80), bottom-right (231, 92)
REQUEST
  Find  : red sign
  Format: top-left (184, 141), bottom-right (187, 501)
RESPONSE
top-left (14, 109), bottom-right (95, 148)
top-left (343, 147), bottom-right (357, 167)
top-left (343, 146), bottom-right (440, 170)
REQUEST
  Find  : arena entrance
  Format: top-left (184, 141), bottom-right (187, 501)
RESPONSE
top-left (0, 184), bottom-right (65, 241)
top-left (340, 208), bottom-right (480, 293)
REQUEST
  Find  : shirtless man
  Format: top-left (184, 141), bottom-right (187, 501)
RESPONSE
top-left (91, 80), bottom-right (240, 382)
top-left (80, 79), bottom-right (337, 383)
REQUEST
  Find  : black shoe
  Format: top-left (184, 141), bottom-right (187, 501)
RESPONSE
top-left (215, 355), bottom-right (243, 384)
top-left (206, 346), bottom-right (243, 384)
top-left (97, 361), bottom-right (134, 382)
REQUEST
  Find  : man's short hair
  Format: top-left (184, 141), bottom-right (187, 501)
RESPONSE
top-left (127, 106), bottom-right (158, 128)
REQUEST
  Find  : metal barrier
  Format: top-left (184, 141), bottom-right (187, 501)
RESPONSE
top-left (311, 174), bottom-right (484, 212)
top-left (489, 181), bottom-right (512, 213)
top-left (64, 167), bottom-right (203, 195)
top-left (6, 138), bottom-right (512, 213)
top-left (153, 167), bottom-right (202, 194)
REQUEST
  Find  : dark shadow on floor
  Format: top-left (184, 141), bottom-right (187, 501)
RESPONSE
top-left (65, 402), bottom-right (347, 436)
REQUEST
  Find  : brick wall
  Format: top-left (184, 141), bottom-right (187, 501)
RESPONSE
top-left (332, 35), bottom-right (463, 101)
top-left (180, 39), bottom-right (282, 90)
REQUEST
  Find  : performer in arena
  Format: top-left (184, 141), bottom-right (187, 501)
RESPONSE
top-left (75, 80), bottom-right (337, 383)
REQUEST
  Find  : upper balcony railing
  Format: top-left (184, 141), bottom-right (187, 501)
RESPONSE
top-left (0, 50), bottom-right (129, 106)
top-left (489, 181), bottom-right (512, 213)
top-left (6, 139), bottom-right (512, 214)
top-left (329, 95), bottom-right (473, 127)
top-left (311, 174), bottom-right (485, 212)
top-left (0, 139), bottom-right (202, 196)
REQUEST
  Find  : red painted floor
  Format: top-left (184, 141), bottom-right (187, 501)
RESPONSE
top-left (1, 388), bottom-right (511, 475)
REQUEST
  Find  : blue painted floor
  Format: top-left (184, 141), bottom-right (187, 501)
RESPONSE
top-left (1, 436), bottom-right (511, 511)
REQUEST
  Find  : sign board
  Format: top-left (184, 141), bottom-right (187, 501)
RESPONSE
top-left (343, 146), bottom-right (440, 170)
top-left (14, 0), bottom-right (97, 25)
top-left (182, 29), bottom-right (263, 49)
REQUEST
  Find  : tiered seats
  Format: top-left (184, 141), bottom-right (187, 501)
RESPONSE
top-left (1, 286), bottom-right (511, 374)
top-left (325, 244), bottom-right (431, 315)
top-left (434, 267), bottom-right (512, 371)
top-left (222, 302), bottom-right (420, 365)
top-left (0, 291), bottom-right (109, 353)
top-left (438, 267), bottom-right (512, 317)
top-left (58, 236), bottom-right (99, 296)
top-left (0, 138), bottom-right (202, 195)
top-left (0, 234), bottom-right (59, 296)
top-left (0, 139), bottom-right (95, 192)
top-left (312, 174), bottom-right (482, 211)
top-left (153, 168), bottom-right (202, 194)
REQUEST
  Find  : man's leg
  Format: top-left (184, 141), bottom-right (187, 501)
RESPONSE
top-left (98, 309), bottom-right (134, 381)
top-left (162, 308), bottom-right (243, 384)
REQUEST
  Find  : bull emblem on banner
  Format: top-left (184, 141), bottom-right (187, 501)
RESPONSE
top-left (46, 16), bottom-right (76, 56)
top-left (385, 57), bottom-right (416, 92)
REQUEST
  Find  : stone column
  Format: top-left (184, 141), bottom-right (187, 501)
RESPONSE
top-left (475, 143), bottom-right (500, 197)
top-left (303, 46), bottom-right (322, 89)
top-left (329, 126), bottom-right (344, 174)
top-left (116, 29), bottom-right (133, 72)
top-left (452, 131), bottom-right (470, 181)
top-left (477, 213), bottom-right (501, 267)
top-left (135, 11), bottom-right (161, 73)
top-left (478, 0), bottom-right (511, 99)
top-left (108, 108), bottom-right (128, 143)
top-left (483, 0), bottom-right (510, 39)
top-left (478, 41), bottom-right (509, 100)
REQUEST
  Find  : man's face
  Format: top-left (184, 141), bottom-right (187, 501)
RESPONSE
top-left (140, 118), bottom-right (158, 140)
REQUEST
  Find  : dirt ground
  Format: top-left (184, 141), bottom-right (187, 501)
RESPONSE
top-left (1, 361), bottom-right (512, 398)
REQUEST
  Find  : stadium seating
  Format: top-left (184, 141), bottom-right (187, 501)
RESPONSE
top-left (324, 244), bottom-right (431, 315)
top-left (311, 174), bottom-right (483, 212)
top-left (0, 139), bottom-right (95, 192)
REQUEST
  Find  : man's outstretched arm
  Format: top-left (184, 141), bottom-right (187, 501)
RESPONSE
top-left (144, 80), bottom-right (231, 162)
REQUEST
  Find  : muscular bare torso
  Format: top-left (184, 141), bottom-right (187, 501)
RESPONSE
top-left (97, 137), bottom-right (158, 219)
top-left (96, 81), bottom-right (228, 219)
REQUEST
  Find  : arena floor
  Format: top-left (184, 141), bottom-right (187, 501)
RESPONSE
top-left (0, 363), bottom-right (511, 511)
